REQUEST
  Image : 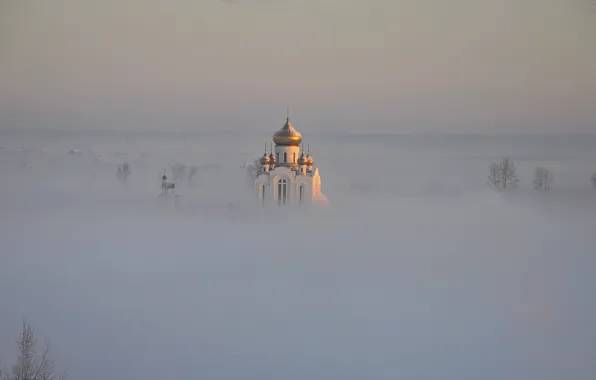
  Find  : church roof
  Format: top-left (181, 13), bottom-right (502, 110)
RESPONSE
top-left (297, 151), bottom-right (308, 165)
top-left (273, 118), bottom-right (302, 146)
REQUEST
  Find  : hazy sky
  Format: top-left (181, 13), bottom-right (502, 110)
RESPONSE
top-left (1, 0), bottom-right (595, 133)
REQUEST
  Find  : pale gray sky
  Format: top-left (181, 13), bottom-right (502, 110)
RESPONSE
top-left (1, 0), bottom-right (595, 133)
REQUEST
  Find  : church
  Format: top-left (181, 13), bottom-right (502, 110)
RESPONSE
top-left (252, 115), bottom-right (328, 207)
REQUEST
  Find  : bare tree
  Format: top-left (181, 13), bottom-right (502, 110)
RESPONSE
top-left (533, 167), bottom-right (553, 191)
top-left (488, 157), bottom-right (519, 190)
top-left (488, 162), bottom-right (501, 190)
top-left (170, 162), bottom-right (187, 182)
top-left (3, 321), bottom-right (64, 380)
top-left (188, 166), bottom-right (199, 182)
top-left (499, 157), bottom-right (520, 190)
top-left (116, 162), bottom-right (130, 181)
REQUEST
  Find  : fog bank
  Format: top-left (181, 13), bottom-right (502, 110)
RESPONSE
top-left (1, 131), bottom-right (595, 380)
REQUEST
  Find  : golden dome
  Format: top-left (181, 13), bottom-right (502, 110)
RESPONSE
top-left (306, 152), bottom-right (314, 165)
top-left (260, 152), bottom-right (270, 164)
top-left (269, 152), bottom-right (276, 163)
top-left (273, 118), bottom-right (302, 146)
top-left (297, 152), bottom-right (308, 165)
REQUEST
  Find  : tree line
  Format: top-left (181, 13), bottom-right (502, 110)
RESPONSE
top-left (488, 157), bottom-right (596, 191)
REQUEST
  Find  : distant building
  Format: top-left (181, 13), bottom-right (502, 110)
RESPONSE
top-left (252, 114), bottom-right (328, 207)
top-left (161, 174), bottom-right (176, 196)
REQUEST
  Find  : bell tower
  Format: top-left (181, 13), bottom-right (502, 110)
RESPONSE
top-left (272, 110), bottom-right (302, 168)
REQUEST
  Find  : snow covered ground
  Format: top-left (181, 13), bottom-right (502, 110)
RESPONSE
top-left (1, 130), bottom-right (596, 380)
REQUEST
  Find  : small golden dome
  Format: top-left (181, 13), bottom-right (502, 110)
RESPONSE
top-left (273, 118), bottom-right (302, 146)
top-left (297, 152), bottom-right (308, 165)
top-left (269, 152), bottom-right (276, 163)
top-left (306, 153), bottom-right (314, 165)
top-left (260, 152), bottom-right (270, 164)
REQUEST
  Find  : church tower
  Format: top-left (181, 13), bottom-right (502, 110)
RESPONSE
top-left (272, 112), bottom-right (302, 169)
top-left (251, 112), bottom-right (328, 207)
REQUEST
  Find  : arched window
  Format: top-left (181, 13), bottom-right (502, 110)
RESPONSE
top-left (284, 152), bottom-right (287, 163)
top-left (293, 153), bottom-right (296, 163)
top-left (299, 185), bottom-right (304, 205)
top-left (277, 179), bottom-right (287, 206)
top-left (262, 185), bottom-right (265, 205)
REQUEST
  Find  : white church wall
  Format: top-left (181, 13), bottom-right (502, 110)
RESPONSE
top-left (311, 169), bottom-right (322, 197)
top-left (270, 173), bottom-right (291, 205)
top-left (254, 166), bottom-right (321, 207)
top-left (256, 181), bottom-right (266, 205)
top-left (274, 145), bottom-right (300, 166)
top-left (294, 175), bottom-right (313, 204)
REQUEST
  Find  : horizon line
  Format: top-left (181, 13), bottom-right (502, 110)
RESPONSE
top-left (1, 127), bottom-right (595, 137)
